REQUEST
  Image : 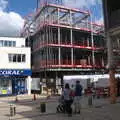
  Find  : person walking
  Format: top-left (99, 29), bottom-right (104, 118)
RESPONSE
top-left (74, 80), bottom-right (83, 114)
top-left (62, 83), bottom-right (73, 116)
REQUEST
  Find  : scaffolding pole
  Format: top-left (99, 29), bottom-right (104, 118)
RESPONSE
top-left (57, 8), bottom-right (61, 65)
top-left (70, 10), bottom-right (73, 65)
top-left (90, 14), bottom-right (95, 66)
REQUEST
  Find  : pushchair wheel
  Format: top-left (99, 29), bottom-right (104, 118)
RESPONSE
top-left (56, 104), bottom-right (65, 113)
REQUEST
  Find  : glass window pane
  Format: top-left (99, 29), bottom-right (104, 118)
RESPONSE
top-left (4, 41), bottom-right (7, 46)
top-left (8, 54), bottom-right (13, 62)
top-left (22, 54), bottom-right (26, 62)
top-left (13, 41), bottom-right (16, 47)
top-left (0, 40), bottom-right (3, 47)
top-left (13, 54), bottom-right (17, 62)
top-left (8, 41), bottom-right (12, 47)
top-left (17, 54), bottom-right (21, 62)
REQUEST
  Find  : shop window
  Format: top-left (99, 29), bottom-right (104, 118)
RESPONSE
top-left (0, 79), bottom-right (12, 95)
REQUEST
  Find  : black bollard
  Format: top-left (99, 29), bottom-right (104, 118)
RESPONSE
top-left (40, 102), bottom-right (46, 113)
top-left (13, 105), bottom-right (16, 115)
top-left (88, 95), bottom-right (93, 106)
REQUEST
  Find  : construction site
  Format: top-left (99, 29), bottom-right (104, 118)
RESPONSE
top-left (21, 0), bottom-right (106, 91)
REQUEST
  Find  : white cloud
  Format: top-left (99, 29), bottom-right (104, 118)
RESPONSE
top-left (0, 11), bottom-right (24, 36)
top-left (0, 0), bottom-right (24, 37)
top-left (0, 0), bottom-right (8, 11)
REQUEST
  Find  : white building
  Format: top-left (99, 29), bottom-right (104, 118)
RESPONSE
top-left (0, 37), bottom-right (31, 95)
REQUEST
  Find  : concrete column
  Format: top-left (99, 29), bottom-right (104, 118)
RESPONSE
top-left (27, 76), bottom-right (32, 95)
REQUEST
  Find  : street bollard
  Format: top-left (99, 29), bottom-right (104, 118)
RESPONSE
top-left (13, 105), bottom-right (16, 115)
top-left (88, 95), bottom-right (93, 107)
top-left (9, 104), bottom-right (16, 120)
top-left (10, 104), bottom-right (14, 117)
top-left (40, 102), bottom-right (46, 113)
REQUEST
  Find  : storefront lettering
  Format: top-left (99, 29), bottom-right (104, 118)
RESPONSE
top-left (0, 69), bottom-right (31, 76)
top-left (0, 70), bottom-right (20, 75)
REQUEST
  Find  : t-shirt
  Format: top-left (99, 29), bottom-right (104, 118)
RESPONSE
top-left (75, 84), bottom-right (83, 96)
top-left (63, 88), bottom-right (71, 100)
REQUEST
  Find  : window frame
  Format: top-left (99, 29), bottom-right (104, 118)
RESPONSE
top-left (8, 54), bottom-right (26, 63)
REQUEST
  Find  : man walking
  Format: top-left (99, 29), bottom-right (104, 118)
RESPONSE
top-left (74, 80), bottom-right (83, 114)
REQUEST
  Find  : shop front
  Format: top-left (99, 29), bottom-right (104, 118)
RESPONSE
top-left (0, 69), bottom-right (32, 95)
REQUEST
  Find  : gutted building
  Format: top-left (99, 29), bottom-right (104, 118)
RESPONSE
top-left (21, 2), bottom-right (106, 91)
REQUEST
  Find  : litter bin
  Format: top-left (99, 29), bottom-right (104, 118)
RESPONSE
top-left (40, 102), bottom-right (46, 113)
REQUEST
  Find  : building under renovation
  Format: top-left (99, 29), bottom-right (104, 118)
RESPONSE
top-left (21, 1), bottom-right (106, 91)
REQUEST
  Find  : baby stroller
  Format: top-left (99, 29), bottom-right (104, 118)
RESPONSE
top-left (56, 95), bottom-right (65, 113)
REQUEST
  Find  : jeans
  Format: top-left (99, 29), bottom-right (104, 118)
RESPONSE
top-left (65, 100), bottom-right (72, 114)
top-left (74, 96), bottom-right (81, 113)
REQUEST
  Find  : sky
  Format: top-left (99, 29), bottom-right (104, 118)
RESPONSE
top-left (0, 0), bottom-right (103, 37)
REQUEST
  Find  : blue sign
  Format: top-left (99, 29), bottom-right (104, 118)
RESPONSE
top-left (0, 69), bottom-right (32, 76)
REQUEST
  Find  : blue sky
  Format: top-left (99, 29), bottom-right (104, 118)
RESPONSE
top-left (8, 0), bottom-right (103, 21)
top-left (8, 0), bottom-right (36, 16)
top-left (0, 0), bottom-right (103, 36)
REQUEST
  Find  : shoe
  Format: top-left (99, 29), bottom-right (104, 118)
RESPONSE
top-left (77, 110), bottom-right (80, 114)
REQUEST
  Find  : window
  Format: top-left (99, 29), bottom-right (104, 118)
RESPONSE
top-left (8, 54), bottom-right (13, 62)
top-left (17, 54), bottom-right (21, 62)
top-left (8, 41), bottom-right (12, 47)
top-left (22, 54), bottom-right (26, 62)
top-left (13, 41), bottom-right (16, 47)
top-left (8, 54), bottom-right (26, 63)
top-left (0, 40), bottom-right (3, 47)
top-left (4, 41), bottom-right (7, 46)
top-left (0, 40), bottom-right (16, 47)
top-left (13, 54), bottom-right (17, 62)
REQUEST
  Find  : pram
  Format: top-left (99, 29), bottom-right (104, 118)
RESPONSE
top-left (56, 95), bottom-right (65, 113)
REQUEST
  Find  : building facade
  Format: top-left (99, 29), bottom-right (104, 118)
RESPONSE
top-left (0, 37), bottom-right (31, 95)
top-left (22, 2), bottom-right (106, 93)
top-left (102, 0), bottom-right (120, 102)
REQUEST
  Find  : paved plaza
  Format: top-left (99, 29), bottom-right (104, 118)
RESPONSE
top-left (0, 95), bottom-right (120, 120)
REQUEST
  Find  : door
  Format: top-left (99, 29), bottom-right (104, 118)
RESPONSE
top-left (12, 77), bottom-right (26, 95)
